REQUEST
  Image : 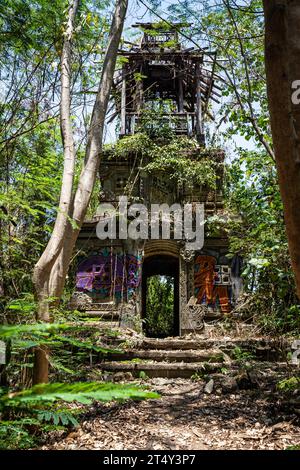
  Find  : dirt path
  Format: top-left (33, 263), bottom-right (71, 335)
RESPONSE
top-left (43, 378), bottom-right (300, 450)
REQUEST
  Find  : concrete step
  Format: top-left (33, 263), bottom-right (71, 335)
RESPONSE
top-left (79, 311), bottom-right (120, 319)
top-left (140, 338), bottom-right (214, 350)
top-left (101, 361), bottom-right (225, 378)
top-left (139, 337), bottom-right (287, 359)
top-left (80, 320), bottom-right (120, 329)
top-left (87, 301), bottom-right (115, 308)
top-left (101, 360), bottom-right (298, 379)
top-left (106, 349), bottom-right (225, 363)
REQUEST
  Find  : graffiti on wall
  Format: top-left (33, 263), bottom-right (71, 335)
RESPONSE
top-left (76, 249), bottom-right (142, 300)
top-left (194, 255), bottom-right (231, 313)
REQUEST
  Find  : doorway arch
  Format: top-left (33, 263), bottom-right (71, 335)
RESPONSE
top-left (142, 254), bottom-right (179, 337)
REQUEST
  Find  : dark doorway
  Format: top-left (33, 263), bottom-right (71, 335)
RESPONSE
top-left (142, 255), bottom-right (179, 337)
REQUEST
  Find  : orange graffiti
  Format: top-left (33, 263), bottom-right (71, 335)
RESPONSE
top-left (213, 285), bottom-right (231, 313)
top-left (194, 255), bottom-right (231, 313)
top-left (194, 255), bottom-right (217, 304)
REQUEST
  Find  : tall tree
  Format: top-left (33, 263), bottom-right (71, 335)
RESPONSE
top-left (0, 0), bottom-right (113, 306)
top-left (263, 1), bottom-right (300, 298)
top-left (32, 0), bottom-right (128, 384)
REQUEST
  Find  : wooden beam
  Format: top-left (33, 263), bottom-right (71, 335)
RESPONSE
top-left (195, 61), bottom-right (204, 143)
top-left (178, 74), bottom-right (184, 112)
top-left (120, 66), bottom-right (126, 135)
top-left (135, 64), bottom-right (144, 114)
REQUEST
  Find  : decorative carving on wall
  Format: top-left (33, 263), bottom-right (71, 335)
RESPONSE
top-left (181, 296), bottom-right (206, 331)
top-left (119, 297), bottom-right (142, 331)
top-left (179, 256), bottom-right (188, 314)
top-left (194, 254), bottom-right (231, 313)
top-left (179, 247), bottom-right (195, 262)
top-left (187, 262), bottom-right (195, 300)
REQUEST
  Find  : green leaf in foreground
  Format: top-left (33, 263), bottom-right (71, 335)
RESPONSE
top-left (4, 382), bottom-right (160, 406)
top-left (0, 323), bottom-right (73, 339)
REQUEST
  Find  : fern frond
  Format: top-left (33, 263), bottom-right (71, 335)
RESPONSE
top-left (48, 357), bottom-right (76, 375)
top-left (3, 382), bottom-right (159, 406)
top-left (0, 323), bottom-right (73, 339)
top-left (37, 410), bottom-right (79, 427)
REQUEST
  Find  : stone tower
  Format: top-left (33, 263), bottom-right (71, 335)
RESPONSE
top-left (72, 23), bottom-right (241, 336)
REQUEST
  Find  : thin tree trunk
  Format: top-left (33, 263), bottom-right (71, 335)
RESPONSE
top-left (32, 0), bottom-right (128, 384)
top-left (49, 0), bottom-right (128, 300)
top-left (263, 1), bottom-right (300, 297)
top-left (49, 0), bottom-right (129, 299)
top-left (33, 0), bottom-right (79, 314)
top-left (32, 0), bottom-right (79, 385)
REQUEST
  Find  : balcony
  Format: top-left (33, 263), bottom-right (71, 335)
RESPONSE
top-left (122, 112), bottom-right (198, 137)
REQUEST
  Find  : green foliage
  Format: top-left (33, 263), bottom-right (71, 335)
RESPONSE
top-left (277, 376), bottom-right (300, 393)
top-left (2, 381), bottom-right (158, 407)
top-left (2, 0), bottom-right (300, 448)
top-left (104, 132), bottom-right (219, 190)
top-left (232, 347), bottom-right (254, 364)
top-left (0, 0), bottom-right (112, 306)
top-left (191, 372), bottom-right (202, 381)
top-left (105, 132), bottom-right (151, 159)
top-left (167, 1), bottom-right (268, 148)
top-left (226, 150), bottom-right (300, 333)
top-left (0, 322), bottom-right (72, 340)
top-left (0, 0), bottom-right (163, 451)
top-left (85, 178), bottom-right (102, 219)
top-left (6, 295), bottom-right (37, 315)
top-left (145, 275), bottom-right (175, 338)
top-left (144, 138), bottom-right (218, 189)
top-left (0, 322), bottom-right (122, 386)
top-left (0, 121), bottom-right (63, 301)
top-left (138, 371), bottom-right (149, 380)
top-left (142, 21), bottom-right (177, 34)
top-left (36, 409), bottom-right (79, 427)
top-left (0, 380), bottom-right (158, 449)
top-left (162, 2), bottom-right (300, 334)
top-left (209, 1), bottom-right (270, 148)
top-left (50, 334), bottom-right (120, 355)
top-left (137, 99), bottom-right (179, 139)
top-left (0, 320), bottom-right (159, 449)
top-left (0, 420), bottom-right (37, 450)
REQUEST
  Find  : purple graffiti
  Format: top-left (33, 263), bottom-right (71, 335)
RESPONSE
top-left (76, 252), bottom-right (141, 298)
top-left (126, 254), bottom-right (142, 289)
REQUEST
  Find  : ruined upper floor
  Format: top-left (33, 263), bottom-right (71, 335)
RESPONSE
top-left (112, 22), bottom-right (220, 143)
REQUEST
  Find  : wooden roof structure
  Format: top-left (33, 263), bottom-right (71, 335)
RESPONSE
top-left (112, 23), bottom-right (220, 143)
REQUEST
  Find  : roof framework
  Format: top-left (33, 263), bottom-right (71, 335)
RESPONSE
top-left (113, 23), bottom-right (219, 143)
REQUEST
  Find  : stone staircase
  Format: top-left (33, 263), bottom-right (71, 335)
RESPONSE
top-left (99, 334), bottom-right (296, 379)
top-left (78, 302), bottom-right (120, 329)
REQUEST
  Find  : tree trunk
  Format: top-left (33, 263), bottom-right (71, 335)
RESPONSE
top-left (32, 0), bottom-right (128, 384)
top-left (33, 0), bottom-right (79, 314)
top-left (32, 0), bottom-right (79, 384)
top-left (263, 0), bottom-right (300, 297)
top-left (49, 0), bottom-right (129, 301)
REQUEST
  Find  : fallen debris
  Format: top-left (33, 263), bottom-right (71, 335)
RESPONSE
top-left (204, 379), bottom-right (214, 394)
top-left (41, 377), bottom-right (300, 451)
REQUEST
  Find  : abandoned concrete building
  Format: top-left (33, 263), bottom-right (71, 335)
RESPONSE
top-left (71, 23), bottom-right (242, 337)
